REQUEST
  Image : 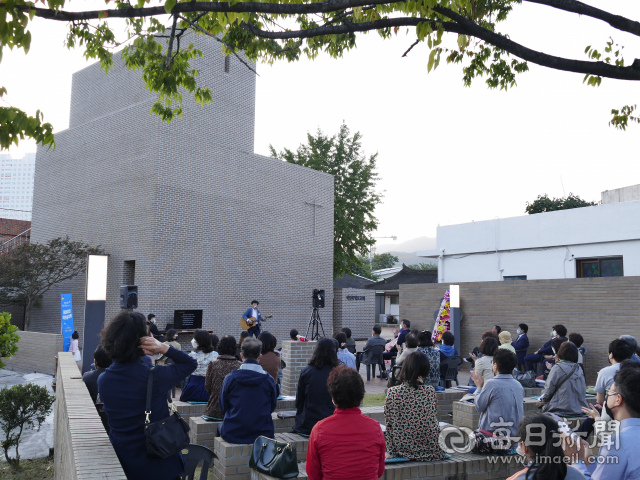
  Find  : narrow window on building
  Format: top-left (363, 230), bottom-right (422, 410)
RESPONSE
top-left (389, 295), bottom-right (399, 305)
top-left (123, 260), bottom-right (135, 285)
top-left (504, 275), bottom-right (527, 281)
top-left (224, 56), bottom-right (230, 74)
top-left (576, 256), bottom-right (623, 278)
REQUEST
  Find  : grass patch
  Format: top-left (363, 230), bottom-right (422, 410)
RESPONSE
top-left (363, 392), bottom-right (386, 407)
top-left (0, 457), bottom-right (54, 480)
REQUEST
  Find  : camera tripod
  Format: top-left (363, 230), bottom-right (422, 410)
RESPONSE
top-left (305, 307), bottom-right (325, 341)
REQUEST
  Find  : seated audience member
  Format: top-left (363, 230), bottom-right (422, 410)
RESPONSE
top-left (341, 328), bottom-right (357, 352)
top-left (499, 331), bottom-right (516, 354)
top-left (538, 342), bottom-right (586, 415)
top-left (396, 333), bottom-right (419, 366)
top-left (147, 313), bottom-right (166, 343)
top-left (492, 325), bottom-right (502, 336)
top-left (205, 335), bottom-right (242, 419)
top-left (619, 335), bottom-right (640, 363)
top-left (410, 328), bottom-right (419, 337)
top-left (511, 323), bottom-right (530, 368)
top-left (335, 332), bottom-right (356, 369)
top-left (83, 344), bottom-right (112, 403)
top-left (474, 337), bottom-right (499, 383)
top-left (219, 338), bottom-right (277, 444)
top-left (466, 330), bottom-right (496, 366)
top-left (569, 332), bottom-right (585, 365)
top-left (236, 330), bottom-right (249, 359)
top-left (290, 329), bottom-right (299, 341)
top-left (258, 331), bottom-right (280, 385)
top-left (385, 351), bottom-right (445, 461)
top-left (294, 338), bottom-right (340, 435)
top-left (543, 337), bottom-right (568, 376)
top-left (417, 330), bottom-right (440, 387)
top-left (439, 331), bottom-right (458, 379)
top-left (99, 312), bottom-right (197, 480)
top-left (509, 413), bottom-right (587, 480)
top-left (156, 329), bottom-right (181, 366)
top-left (576, 339), bottom-right (632, 436)
top-left (573, 361), bottom-right (640, 480)
top-left (397, 319), bottom-right (411, 348)
top-left (306, 366), bottom-right (385, 480)
top-left (210, 334), bottom-right (219, 352)
top-left (524, 324), bottom-right (568, 372)
top-left (180, 329), bottom-right (219, 402)
top-left (472, 349), bottom-right (524, 451)
top-left (361, 325), bottom-right (388, 380)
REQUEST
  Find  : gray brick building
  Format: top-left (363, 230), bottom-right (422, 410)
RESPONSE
top-left (30, 34), bottom-right (334, 347)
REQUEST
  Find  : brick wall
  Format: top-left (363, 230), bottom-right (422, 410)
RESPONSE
top-left (281, 340), bottom-right (317, 396)
top-left (332, 287), bottom-right (375, 339)
top-left (3, 331), bottom-right (63, 375)
top-left (29, 32), bottom-right (334, 348)
top-left (0, 303), bottom-right (25, 331)
top-left (400, 277), bottom-right (640, 384)
top-left (54, 352), bottom-right (125, 480)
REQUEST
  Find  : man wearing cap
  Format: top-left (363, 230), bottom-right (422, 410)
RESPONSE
top-left (242, 300), bottom-right (264, 337)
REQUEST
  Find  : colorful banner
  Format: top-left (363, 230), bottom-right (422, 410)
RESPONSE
top-left (61, 294), bottom-right (74, 352)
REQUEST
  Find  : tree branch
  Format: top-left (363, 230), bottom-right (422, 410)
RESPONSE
top-left (402, 39), bottom-right (420, 57)
top-left (165, 14), bottom-right (178, 69)
top-left (523, 0), bottom-right (640, 38)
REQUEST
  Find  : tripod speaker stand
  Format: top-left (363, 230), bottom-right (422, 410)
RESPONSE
top-left (305, 307), bottom-right (325, 341)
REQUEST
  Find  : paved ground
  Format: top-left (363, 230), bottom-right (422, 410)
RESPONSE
top-left (0, 369), bottom-right (55, 461)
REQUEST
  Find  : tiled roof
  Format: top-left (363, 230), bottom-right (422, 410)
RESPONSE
top-left (365, 264), bottom-right (438, 290)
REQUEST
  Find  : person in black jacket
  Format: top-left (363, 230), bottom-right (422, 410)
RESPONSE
top-left (82, 344), bottom-right (112, 403)
top-left (147, 313), bottom-right (165, 343)
top-left (294, 337), bottom-right (340, 435)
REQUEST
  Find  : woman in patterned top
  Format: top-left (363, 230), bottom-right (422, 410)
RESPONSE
top-left (384, 350), bottom-right (445, 461)
top-left (205, 335), bottom-right (242, 418)
top-left (416, 330), bottom-right (440, 387)
top-left (180, 329), bottom-right (219, 402)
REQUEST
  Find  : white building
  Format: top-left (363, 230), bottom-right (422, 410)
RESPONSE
top-left (418, 188), bottom-right (640, 283)
top-left (0, 153), bottom-right (36, 220)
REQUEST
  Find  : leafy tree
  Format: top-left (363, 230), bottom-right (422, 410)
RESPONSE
top-left (372, 253), bottom-right (399, 271)
top-left (0, 237), bottom-right (104, 330)
top-left (2, 0), bottom-right (640, 150)
top-left (270, 124), bottom-right (381, 279)
top-left (0, 312), bottom-right (20, 369)
top-left (0, 383), bottom-right (55, 467)
top-left (349, 258), bottom-right (379, 281)
top-left (525, 193), bottom-right (597, 214)
top-left (407, 262), bottom-right (438, 270)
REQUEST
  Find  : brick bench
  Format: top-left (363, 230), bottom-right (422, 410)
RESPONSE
top-left (250, 452), bottom-right (522, 480)
top-left (175, 398), bottom-right (297, 421)
top-left (435, 389), bottom-right (467, 422)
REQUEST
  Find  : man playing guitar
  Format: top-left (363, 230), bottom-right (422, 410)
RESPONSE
top-left (242, 300), bottom-right (264, 337)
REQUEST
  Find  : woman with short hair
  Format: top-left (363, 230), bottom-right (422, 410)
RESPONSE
top-left (384, 351), bottom-right (445, 461)
top-left (335, 332), bottom-right (356, 369)
top-left (180, 329), bottom-right (218, 402)
top-left (306, 366), bottom-right (385, 480)
top-left (417, 330), bottom-right (441, 387)
top-left (538, 342), bottom-right (587, 415)
top-left (395, 333), bottom-right (419, 366)
top-left (98, 311), bottom-right (197, 480)
top-left (294, 337), bottom-right (340, 435)
top-left (205, 335), bottom-right (242, 419)
top-left (474, 337), bottom-right (499, 383)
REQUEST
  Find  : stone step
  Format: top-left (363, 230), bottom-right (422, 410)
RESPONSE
top-left (174, 398), bottom-right (296, 420)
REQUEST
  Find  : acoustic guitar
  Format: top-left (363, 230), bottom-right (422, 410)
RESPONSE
top-left (240, 315), bottom-right (273, 331)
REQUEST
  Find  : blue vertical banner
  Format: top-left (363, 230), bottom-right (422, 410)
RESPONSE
top-left (61, 294), bottom-right (74, 352)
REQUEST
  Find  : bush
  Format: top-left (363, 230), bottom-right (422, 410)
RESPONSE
top-left (0, 312), bottom-right (20, 368)
top-left (0, 383), bottom-right (55, 467)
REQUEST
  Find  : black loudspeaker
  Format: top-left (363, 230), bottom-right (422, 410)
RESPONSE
top-left (313, 289), bottom-right (325, 309)
top-left (120, 285), bottom-right (138, 309)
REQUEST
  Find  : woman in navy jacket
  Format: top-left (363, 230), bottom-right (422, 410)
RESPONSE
top-left (98, 311), bottom-right (197, 480)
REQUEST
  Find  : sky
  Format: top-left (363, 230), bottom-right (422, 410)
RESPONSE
top-left (3, 1), bottom-right (640, 244)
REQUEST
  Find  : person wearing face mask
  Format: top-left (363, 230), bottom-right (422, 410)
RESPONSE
top-left (180, 329), bottom-right (219, 402)
top-left (524, 324), bottom-right (567, 373)
top-left (147, 314), bottom-right (165, 343)
top-left (571, 361), bottom-right (640, 480)
top-left (511, 323), bottom-right (529, 370)
top-left (574, 339), bottom-right (634, 436)
top-left (537, 342), bottom-right (586, 415)
top-left (469, 349), bottom-right (524, 453)
top-left (508, 413), bottom-right (587, 480)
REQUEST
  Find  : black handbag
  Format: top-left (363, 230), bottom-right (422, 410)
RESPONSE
top-left (249, 435), bottom-right (298, 478)
top-left (144, 367), bottom-right (191, 459)
top-left (512, 368), bottom-right (537, 388)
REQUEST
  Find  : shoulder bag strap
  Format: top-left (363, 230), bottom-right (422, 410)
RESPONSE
top-left (546, 363), bottom-right (578, 402)
top-left (145, 367), bottom-right (154, 424)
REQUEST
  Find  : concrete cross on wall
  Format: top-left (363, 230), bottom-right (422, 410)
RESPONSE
top-left (305, 200), bottom-right (323, 236)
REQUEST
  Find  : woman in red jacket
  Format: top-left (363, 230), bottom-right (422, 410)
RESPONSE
top-left (306, 366), bottom-right (385, 480)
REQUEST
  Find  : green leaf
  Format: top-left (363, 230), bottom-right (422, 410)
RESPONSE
top-left (164, 0), bottom-right (177, 14)
top-left (427, 49), bottom-right (436, 72)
